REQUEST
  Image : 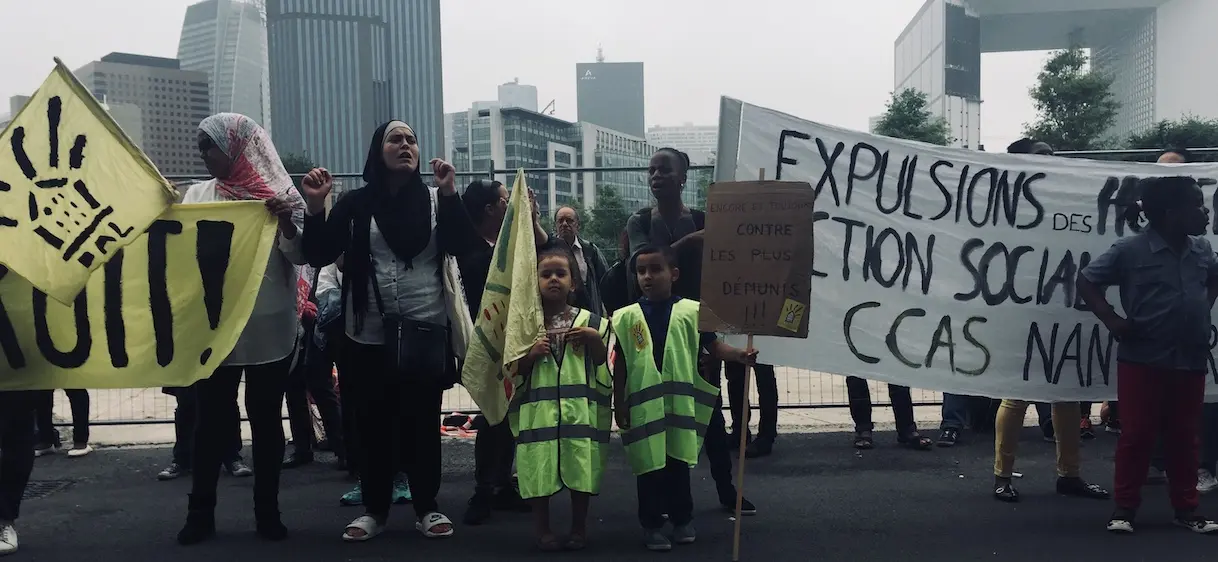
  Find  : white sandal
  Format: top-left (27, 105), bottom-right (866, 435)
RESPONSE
top-left (415, 512), bottom-right (454, 538)
top-left (342, 515), bottom-right (384, 542)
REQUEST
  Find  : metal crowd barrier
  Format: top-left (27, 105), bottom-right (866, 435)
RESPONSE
top-left (66, 148), bottom-right (1217, 425)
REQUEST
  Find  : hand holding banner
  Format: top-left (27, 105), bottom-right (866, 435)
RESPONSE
top-left (460, 171), bottom-right (544, 425)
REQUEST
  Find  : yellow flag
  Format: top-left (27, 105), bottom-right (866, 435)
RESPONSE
top-left (461, 171), bottom-right (543, 425)
top-left (0, 59), bottom-right (177, 304)
top-left (0, 202), bottom-right (277, 390)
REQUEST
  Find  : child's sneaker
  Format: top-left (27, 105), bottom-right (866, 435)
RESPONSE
top-left (672, 523), bottom-right (697, 545)
top-left (643, 529), bottom-right (671, 552)
top-left (1174, 512), bottom-right (1218, 534)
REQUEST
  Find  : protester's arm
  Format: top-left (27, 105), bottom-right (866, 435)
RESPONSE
top-left (316, 264), bottom-right (340, 298)
top-left (302, 193), bottom-right (352, 268)
top-left (705, 332), bottom-right (758, 366)
top-left (671, 229), bottom-right (704, 252)
top-left (577, 326), bottom-right (608, 365)
top-left (275, 188), bottom-right (308, 265)
top-left (625, 214), bottom-right (648, 255)
top-left (1076, 241), bottom-right (1131, 337)
top-left (612, 341), bottom-right (630, 429)
top-left (437, 191), bottom-right (483, 257)
top-left (1204, 244), bottom-right (1218, 307)
top-left (530, 193), bottom-right (549, 247)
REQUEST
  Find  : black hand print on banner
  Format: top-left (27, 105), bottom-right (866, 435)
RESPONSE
top-left (1, 96), bottom-right (136, 267)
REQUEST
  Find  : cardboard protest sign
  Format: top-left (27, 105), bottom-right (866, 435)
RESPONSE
top-left (460, 171), bottom-right (543, 425)
top-left (0, 60), bottom-right (178, 304)
top-left (714, 95), bottom-right (1218, 401)
top-left (699, 181), bottom-right (816, 337)
top-left (0, 202), bottom-right (277, 390)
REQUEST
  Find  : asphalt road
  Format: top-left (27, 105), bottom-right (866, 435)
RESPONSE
top-left (13, 428), bottom-right (1216, 561)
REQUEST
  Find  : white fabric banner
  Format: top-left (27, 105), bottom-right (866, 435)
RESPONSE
top-left (715, 97), bottom-right (1218, 401)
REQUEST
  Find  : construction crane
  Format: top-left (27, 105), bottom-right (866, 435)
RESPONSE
top-left (542, 100), bottom-right (556, 116)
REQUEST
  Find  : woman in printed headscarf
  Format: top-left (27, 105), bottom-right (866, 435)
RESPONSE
top-left (176, 113), bottom-right (307, 546)
top-left (301, 120), bottom-right (481, 542)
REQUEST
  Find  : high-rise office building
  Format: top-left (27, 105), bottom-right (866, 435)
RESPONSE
top-left (177, 0), bottom-right (271, 130)
top-left (73, 53), bottom-right (210, 176)
top-left (576, 58), bottom-right (644, 138)
top-left (449, 105), bottom-right (695, 214)
top-left (497, 78), bottom-right (538, 112)
top-left (646, 123), bottom-right (718, 165)
top-left (266, 0), bottom-right (444, 174)
top-left (896, 0), bottom-right (1218, 146)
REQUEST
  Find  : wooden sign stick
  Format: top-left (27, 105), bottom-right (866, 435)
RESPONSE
top-left (731, 168), bottom-right (765, 562)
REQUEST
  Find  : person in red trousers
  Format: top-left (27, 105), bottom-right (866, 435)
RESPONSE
top-left (1077, 175), bottom-right (1218, 535)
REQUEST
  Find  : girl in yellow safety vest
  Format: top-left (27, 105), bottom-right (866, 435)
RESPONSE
top-left (513, 242), bottom-right (612, 551)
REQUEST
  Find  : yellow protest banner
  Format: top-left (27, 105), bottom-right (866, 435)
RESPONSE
top-left (0, 202), bottom-right (277, 390)
top-left (461, 171), bottom-right (543, 425)
top-left (0, 59), bottom-right (177, 304)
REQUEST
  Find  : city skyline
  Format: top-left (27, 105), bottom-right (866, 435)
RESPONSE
top-left (0, 0), bottom-right (1059, 163)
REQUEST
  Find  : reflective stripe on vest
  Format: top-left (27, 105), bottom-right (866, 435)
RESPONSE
top-left (516, 384), bottom-right (613, 409)
top-left (517, 424), bottom-right (613, 445)
top-left (510, 308), bottom-right (612, 499)
top-left (625, 380), bottom-right (717, 410)
top-left (611, 299), bottom-right (715, 475)
top-left (620, 413), bottom-right (708, 445)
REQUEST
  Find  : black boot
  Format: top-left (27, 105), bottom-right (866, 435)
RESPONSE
top-left (177, 494), bottom-right (216, 545)
top-left (255, 511), bottom-right (288, 541)
top-left (255, 501), bottom-right (288, 541)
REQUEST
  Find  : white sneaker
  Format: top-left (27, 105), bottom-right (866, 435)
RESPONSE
top-left (67, 444), bottom-right (93, 458)
top-left (0, 523), bottom-right (18, 556)
top-left (1198, 470), bottom-right (1218, 494)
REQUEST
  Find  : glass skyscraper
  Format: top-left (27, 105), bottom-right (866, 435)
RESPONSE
top-left (266, 0), bottom-right (444, 174)
top-left (177, 0), bottom-right (271, 131)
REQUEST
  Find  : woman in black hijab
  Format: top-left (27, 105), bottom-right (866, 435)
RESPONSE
top-left (301, 120), bottom-right (481, 541)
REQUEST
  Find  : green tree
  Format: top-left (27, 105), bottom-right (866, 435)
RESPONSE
top-left (280, 152), bottom-right (316, 189)
top-left (873, 88), bottom-right (953, 146)
top-left (1128, 116), bottom-right (1218, 161)
top-left (587, 185), bottom-right (631, 256)
top-left (1023, 47), bottom-right (1120, 151)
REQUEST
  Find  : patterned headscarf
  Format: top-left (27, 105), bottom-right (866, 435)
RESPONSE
top-left (198, 113), bottom-right (300, 207)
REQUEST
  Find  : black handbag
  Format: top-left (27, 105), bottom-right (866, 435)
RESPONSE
top-left (368, 258), bottom-right (450, 380)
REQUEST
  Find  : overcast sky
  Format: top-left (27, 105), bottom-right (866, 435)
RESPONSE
top-left (0, 0), bottom-right (1048, 150)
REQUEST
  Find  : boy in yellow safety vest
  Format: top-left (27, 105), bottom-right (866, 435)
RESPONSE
top-left (611, 245), bottom-right (758, 552)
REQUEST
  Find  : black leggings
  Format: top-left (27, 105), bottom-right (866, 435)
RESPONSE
top-left (189, 358), bottom-right (290, 511)
top-left (846, 377), bottom-right (917, 435)
top-left (34, 389), bottom-right (90, 446)
top-left (0, 391), bottom-right (37, 522)
top-left (342, 338), bottom-right (444, 521)
top-left (725, 362), bottom-right (778, 440)
top-left (285, 336), bottom-right (344, 459)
